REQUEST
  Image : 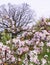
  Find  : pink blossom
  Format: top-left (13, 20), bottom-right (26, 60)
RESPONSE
top-left (46, 42), bottom-right (50, 47)
top-left (23, 46), bottom-right (29, 52)
top-left (41, 58), bottom-right (47, 65)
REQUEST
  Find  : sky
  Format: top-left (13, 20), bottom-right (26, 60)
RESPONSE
top-left (0, 0), bottom-right (50, 19)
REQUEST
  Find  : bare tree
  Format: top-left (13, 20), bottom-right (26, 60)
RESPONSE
top-left (0, 3), bottom-right (35, 35)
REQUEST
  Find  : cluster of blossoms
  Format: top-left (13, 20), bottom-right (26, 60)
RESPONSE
top-left (0, 18), bottom-right (50, 65)
top-left (0, 42), bottom-right (15, 65)
top-left (6, 28), bottom-right (50, 65)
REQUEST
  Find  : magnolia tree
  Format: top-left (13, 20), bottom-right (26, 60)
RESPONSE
top-left (1, 3), bottom-right (50, 65)
top-left (0, 3), bottom-right (35, 36)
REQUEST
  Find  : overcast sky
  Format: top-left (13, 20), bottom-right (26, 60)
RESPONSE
top-left (0, 0), bottom-right (50, 19)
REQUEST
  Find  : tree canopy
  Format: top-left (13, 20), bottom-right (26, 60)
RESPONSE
top-left (0, 3), bottom-right (35, 34)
